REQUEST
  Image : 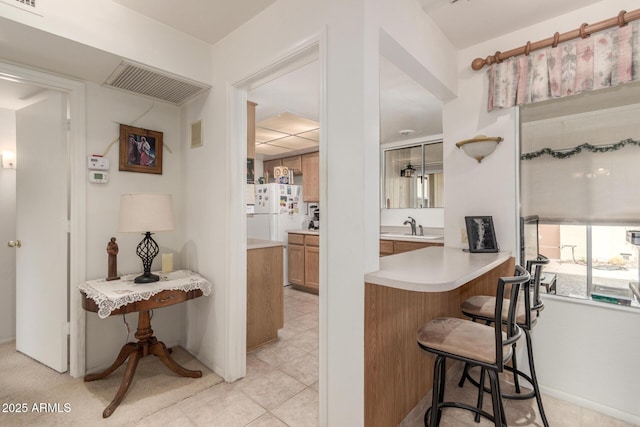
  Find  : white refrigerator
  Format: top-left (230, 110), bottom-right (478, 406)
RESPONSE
top-left (247, 184), bottom-right (308, 285)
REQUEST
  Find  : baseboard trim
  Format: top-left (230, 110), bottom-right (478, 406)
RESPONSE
top-left (0, 337), bottom-right (16, 345)
top-left (540, 385), bottom-right (640, 425)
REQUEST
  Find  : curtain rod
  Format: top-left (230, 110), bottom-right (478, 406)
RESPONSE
top-left (471, 8), bottom-right (640, 71)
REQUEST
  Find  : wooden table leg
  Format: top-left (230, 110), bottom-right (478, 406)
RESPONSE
top-left (86, 309), bottom-right (202, 418)
top-left (84, 342), bottom-right (137, 382)
top-left (102, 348), bottom-right (141, 418)
top-left (149, 339), bottom-right (202, 378)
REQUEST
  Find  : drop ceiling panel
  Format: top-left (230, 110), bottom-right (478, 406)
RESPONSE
top-left (256, 112), bottom-right (319, 134)
top-left (255, 143), bottom-right (294, 156)
top-left (298, 129), bottom-right (319, 142)
top-left (268, 136), bottom-right (318, 150)
top-left (255, 127), bottom-right (289, 143)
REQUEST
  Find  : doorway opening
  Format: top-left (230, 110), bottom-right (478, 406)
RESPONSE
top-left (0, 60), bottom-right (87, 378)
top-left (231, 40), bottom-right (324, 423)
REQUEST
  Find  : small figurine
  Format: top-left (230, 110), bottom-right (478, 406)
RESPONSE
top-left (106, 237), bottom-right (120, 281)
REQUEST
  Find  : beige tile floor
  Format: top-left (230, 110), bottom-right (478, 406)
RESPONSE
top-left (401, 363), bottom-right (637, 427)
top-left (137, 286), bottom-right (634, 427)
top-left (64, 286), bottom-right (632, 427)
top-left (136, 286), bottom-right (320, 427)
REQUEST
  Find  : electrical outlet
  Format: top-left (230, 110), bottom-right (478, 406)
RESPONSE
top-left (461, 228), bottom-right (468, 243)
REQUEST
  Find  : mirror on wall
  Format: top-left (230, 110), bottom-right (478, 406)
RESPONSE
top-left (382, 141), bottom-right (443, 209)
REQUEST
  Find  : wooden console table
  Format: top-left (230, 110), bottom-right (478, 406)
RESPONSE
top-left (79, 270), bottom-right (212, 418)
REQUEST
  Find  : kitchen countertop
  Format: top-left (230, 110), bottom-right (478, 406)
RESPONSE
top-left (247, 238), bottom-right (286, 250)
top-left (287, 229), bottom-right (319, 235)
top-left (365, 246), bottom-right (511, 292)
top-left (379, 234), bottom-right (444, 244)
top-left (379, 225), bottom-right (444, 243)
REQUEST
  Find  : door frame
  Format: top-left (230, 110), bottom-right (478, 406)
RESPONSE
top-left (0, 60), bottom-right (86, 378)
top-left (229, 31), bottom-right (327, 420)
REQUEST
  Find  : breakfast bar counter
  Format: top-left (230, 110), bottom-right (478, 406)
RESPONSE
top-left (365, 246), bottom-right (510, 292)
top-left (364, 246), bottom-right (514, 427)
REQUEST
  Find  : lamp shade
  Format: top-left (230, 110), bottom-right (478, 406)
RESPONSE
top-left (118, 193), bottom-right (175, 233)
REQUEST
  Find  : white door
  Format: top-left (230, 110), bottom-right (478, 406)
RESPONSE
top-left (15, 92), bottom-right (68, 373)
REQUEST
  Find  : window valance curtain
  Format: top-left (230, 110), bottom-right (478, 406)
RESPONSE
top-left (488, 21), bottom-right (640, 111)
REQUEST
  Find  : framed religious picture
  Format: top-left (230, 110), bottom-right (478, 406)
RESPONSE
top-left (465, 216), bottom-right (499, 253)
top-left (119, 124), bottom-right (163, 174)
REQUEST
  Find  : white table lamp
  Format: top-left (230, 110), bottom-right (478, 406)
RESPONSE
top-left (118, 193), bottom-right (175, 283)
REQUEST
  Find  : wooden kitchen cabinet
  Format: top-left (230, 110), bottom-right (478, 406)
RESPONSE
top-left (302, 151), bottom-right (319, 202)
top-left (379, 239), bottom-right (443, 256)
top-left (247, 101), bottom-right (257, 159)
top-left (288, 232), bottom-right (319, 294)
top-left (247, 244), bottom-right (284, 351)
top-left (304, 245), bottom-right (319, 291)
top-left (263, 159), bottom-right (282, 182)
top-left (287, 237), bottom-right (305, 286)
top-left (281, 155), bottom-right (302, 175)
top-left (303, 235), bottom-right (319, 292)
top-left (379, 240), bottom-right (394, 257)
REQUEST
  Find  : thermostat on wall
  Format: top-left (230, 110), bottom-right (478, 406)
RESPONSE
top-left (89, 170), bottom-right (109, 183)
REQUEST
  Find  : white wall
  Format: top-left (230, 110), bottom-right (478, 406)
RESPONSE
top-left (0, 108), bottom-right (16, 344)
top-left (1, 6), bottom-right (456, 421)
top-left (179, 2), bottom-right (458, 426)
top-left (83, 82), bottom-right (185, 372)
top-left (443, 62), bottom-right (518, 252)
top-left (449, 0), bottom-right (640, 422)
top-left (536, 296), bottom-right (640, 424)
top-left (0, 0), bottom-right (214, 373)
top-left (14, 0), bottom-right (639, 424)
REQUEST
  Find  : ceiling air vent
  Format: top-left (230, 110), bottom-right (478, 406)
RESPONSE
top-left (104, 61), bottom-right (209, 106)
top-left (1, 0), bottom-right (40, 14)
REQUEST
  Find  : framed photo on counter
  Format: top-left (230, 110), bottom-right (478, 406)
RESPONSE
top-left (465, 216), bottom-right (498, 253)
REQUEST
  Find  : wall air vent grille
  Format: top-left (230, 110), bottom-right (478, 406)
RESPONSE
top-left (104, 61), bottom-right (209, 106)
top-left (1, 0), bottom-right (40, 14)
top-left (191, 120), bottom-right (203, 148)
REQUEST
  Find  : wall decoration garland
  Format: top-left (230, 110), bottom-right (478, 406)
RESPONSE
top-left (521, 138), bottom-right (640, 160)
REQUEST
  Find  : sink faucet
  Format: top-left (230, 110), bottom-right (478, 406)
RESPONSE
top-left (403, 216), bottom-right (417, 235)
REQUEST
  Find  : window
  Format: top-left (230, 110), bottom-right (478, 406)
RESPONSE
top-left (382, 141), bottom-right (443, 209)
top-left (539, 224), bottom-right (638, 300)
top-left (520, 83), bottom-right (640, 305)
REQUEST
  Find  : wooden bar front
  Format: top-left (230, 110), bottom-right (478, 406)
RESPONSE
top-left (364, 257), bottom-right (514, 427)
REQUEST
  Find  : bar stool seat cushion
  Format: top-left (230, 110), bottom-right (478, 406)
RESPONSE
top-left (417, 317), bottom-right (512, 365)
top-left (462, 295), bottom-right (537, 325)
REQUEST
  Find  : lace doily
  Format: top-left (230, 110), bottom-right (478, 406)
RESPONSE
top-left (79, 269), bottom-right (213, 318)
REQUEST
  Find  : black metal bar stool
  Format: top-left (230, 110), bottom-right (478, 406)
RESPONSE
top-left (417, 265), bottom-right (530, 426)
top-left (459, 255), bottom-right (550, 427)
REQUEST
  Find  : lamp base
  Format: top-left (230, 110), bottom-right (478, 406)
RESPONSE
top-left (134, 272), bottom-right (160, 284)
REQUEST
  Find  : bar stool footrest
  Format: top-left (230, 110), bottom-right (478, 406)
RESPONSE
top-left (425, 401), bottom-right (503, 427)
top-left (461, 364), bottom-right (537, 400)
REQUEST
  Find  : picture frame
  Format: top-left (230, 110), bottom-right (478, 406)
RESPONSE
top-left (465, 216), bottom-right (499, 253)
top-left (119, 124), bottom-right (163, 174)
